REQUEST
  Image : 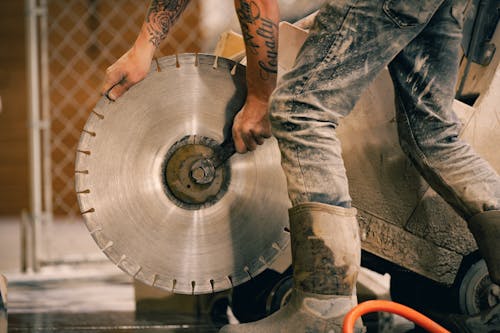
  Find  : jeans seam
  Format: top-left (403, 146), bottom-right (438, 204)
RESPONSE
top-left (295, 145), bottom-right (310, 203)
top-left (383, 0), bottom-right (444, 29)
top-left (291, 1), bottom-right (359, 106)
top-left (397, 94), bottom-right (471, 218)
top-left (383, 0), bottom-right (412, 28)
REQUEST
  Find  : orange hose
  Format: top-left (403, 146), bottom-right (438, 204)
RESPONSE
top-left (343, 300), bottom-right (450, 333)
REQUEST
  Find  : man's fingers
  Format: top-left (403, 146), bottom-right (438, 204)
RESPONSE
top-left (101, 68), bottom-right (123, 95)
top-left (232, 127), bottom-right (247, 154)
top-left (251, 128), bottom-right (271, 146)
top-left (254, 135), bottom-right (264, 145)
top-left (234, 129), bottom-right (257, 153)
top-left (262, 129), bottom-right (272, 138)
top-left (252, 132), bottom-right (265, 145)
top-left (241, 132), bottom-right (257, 151)
top-left (106, 80), bottom-right (132, 101)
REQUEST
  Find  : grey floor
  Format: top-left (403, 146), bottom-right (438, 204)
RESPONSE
top-left (0, 217), bottom-right (414, 332)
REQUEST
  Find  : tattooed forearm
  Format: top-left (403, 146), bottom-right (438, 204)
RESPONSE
top-left (236, 1), bottom-right (278, 80)
top-left (145, 0), bottom-right (190, 48)
top-left (256, 18), bottom-right (278, 79)
top-left (236, 1), bottom-right (261, 55)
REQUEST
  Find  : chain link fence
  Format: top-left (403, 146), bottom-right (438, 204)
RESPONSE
top-left (46, 0), bottom-right (208, 216)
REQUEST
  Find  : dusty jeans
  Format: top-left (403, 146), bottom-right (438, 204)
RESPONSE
top-left (270, 0), bottom-right (500, 219)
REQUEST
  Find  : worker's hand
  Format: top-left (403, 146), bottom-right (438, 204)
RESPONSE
top-left (232, 96), bottom-right (272, 154)
top-left (101, 45), bottom-right (152, 101)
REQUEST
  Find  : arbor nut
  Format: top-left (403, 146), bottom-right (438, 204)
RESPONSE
top-left (190, 158), bottom-right (216, 185)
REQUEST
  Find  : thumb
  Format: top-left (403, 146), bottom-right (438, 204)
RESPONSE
top-left (101, 68), bottom-right (124, 95)
top-left (106, 79), bottom-right (133, 101)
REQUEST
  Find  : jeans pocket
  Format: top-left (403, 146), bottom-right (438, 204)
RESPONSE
top-left (383, 0), bottom-right (441, 27)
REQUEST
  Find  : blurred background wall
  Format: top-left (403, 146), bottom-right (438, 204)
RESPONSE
top-left (0, 2), bottom-right (29, 215)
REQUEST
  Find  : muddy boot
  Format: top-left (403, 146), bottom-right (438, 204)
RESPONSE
top-left (468, 210), bottom-right (500, 285)
top-left (220, 202), bottom-right (365, 333)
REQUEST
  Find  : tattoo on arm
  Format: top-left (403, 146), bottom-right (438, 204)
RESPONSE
top-left (236, 1), bottom-right (278, 80)
top-left (256, 17), bottom-right (278, 79)
top-left (146, 0), bottom-right (190, 48)
top-left (236, 1), bottom-right (260, 55)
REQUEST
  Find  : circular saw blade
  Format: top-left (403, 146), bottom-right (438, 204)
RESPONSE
top-left (75, 54), bottom-right (291, 294)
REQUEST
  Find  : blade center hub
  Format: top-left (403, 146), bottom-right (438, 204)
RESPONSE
top-left (162, 135), bottom-right (230, 209)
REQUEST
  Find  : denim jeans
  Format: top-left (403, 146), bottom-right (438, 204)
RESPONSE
top-left (270, 0), bottom-right (500, 219)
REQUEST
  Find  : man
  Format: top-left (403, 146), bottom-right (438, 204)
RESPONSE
top-left (102, 1), bottom-right (499, 332)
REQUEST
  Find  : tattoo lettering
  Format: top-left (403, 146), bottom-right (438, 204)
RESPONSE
top-left (236, 1), bottom-right (260, 55)
top-left (146, 0), bottom-right (190, 48)
top-left (256, 18), bottom-right (278, 79)
top-left (236, 1), bottom-right (278, 80)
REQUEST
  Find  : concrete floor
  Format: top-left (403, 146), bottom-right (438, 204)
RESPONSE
top-left (5, 268), bottom-right (223, 332)
top-left (0, 218), bottom-right (414, 332)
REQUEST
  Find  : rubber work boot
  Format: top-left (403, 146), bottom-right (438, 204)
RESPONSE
top-left (468, 210), bottom-right (500, 285)
top-left (220, 202), bottom-right (365, 333)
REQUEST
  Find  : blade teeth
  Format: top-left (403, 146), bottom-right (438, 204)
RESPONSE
top-left (210, 279), bottom-right (215, 293)
top-left (151, 274), bottom-right (159, 287)
top-left (175, 53), bottom-right (180, 68)
top-left (116, 255), bottom-right (142, 281)
top-left (81, 207), bottom-right (95, 215)
top-left (82, 129), bottom-right (96, 137)
top-left (117, 254), bottom-right (126, 265)
top-left (153, 57), bottom-right (162, 72)
top-left (244, 266), bottom-right (253, 279)
top-left (101, 241), bottom-right (113, 252)
top-left (77, 149), bottom-right (91, 156)
top-left (272, 242), bottom-right (281, 251)
top-left (92, 110), bottom-right (104, 119)
top-left (89, 226), bottom-right (102, 235)
top-left (133, 266), bottom-right (142, 278)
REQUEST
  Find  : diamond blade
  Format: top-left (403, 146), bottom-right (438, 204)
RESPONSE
top-left (75, 54), bottom-right (291, 294)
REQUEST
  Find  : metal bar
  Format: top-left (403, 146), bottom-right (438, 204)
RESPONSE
top-left (20, 210), bottom-right (30, 273)
top-left (39, 0), bottom-right (54, 263)
top-left (25, 0), bottom-right (43, 272)
top-left (40, 256), bottom-right (109, 267)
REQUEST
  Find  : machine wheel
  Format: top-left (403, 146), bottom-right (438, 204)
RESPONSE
top-left (458, 259), bottom-right (500, 315)
top-left (265, 274), bottom-right (293, 315)
top-left (230, 267), bottom-right (292, 323)
top-left (390, 258), bottom-right (499, 317)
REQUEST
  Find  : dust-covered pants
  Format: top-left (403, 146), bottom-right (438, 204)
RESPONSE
top-left (270, 0), bottom-right (500, 219)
